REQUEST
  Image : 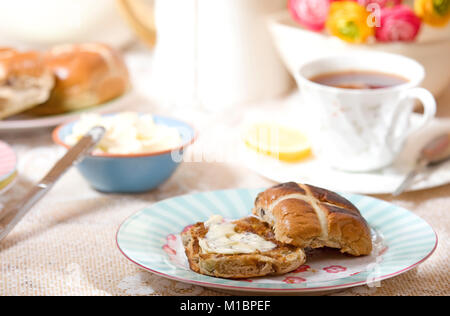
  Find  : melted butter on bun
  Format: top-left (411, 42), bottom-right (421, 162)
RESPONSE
top-left (199, 215), bottom-right (276, 255)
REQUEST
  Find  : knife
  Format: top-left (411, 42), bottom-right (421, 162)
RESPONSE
top-left (393, 133), bottom-right (450, 196)
top-left (0, 126), bottom-right (105, 242)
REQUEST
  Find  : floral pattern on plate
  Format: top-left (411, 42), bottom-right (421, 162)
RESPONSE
top-left (117, 188), bottom-right (437, 294)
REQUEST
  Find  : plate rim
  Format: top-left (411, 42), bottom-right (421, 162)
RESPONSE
top-left (0, 93), bottom-right (130, 131)
top-left (116, 188), bottom-right (438, 293)
top-left (0, 171), bottom-right (17, 195)
top-left (0, 140), bottom-right (17, 182)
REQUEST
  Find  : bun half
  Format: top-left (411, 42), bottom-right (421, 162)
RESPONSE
top-left (253, 182), bottom-right (373, 256)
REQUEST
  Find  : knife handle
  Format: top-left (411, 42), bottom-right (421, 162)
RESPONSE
top-left (41, 126), bottom-right (105, 186)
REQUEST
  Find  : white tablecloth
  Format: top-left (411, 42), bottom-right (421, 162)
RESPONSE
top-left (0, 46), bottom-right (449, 296)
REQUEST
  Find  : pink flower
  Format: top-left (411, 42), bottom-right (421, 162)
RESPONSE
top-left (289, 0), bottom-right (331, 31)
top-left (162, 244), bottom-right (176, 256)
top-left (323, 265), bottom-right (347, 273)
top-left (379, 246), bottom-right (389, 256)
top-left (375, 5), bottom-right (422, 42)
top-left (283, 277), bottom-right (307, 284)
top-left (293, 265), bottom-right (311, 273)
top-left (182, 225), bottom-right (194, 234)
top-left (163, 234), bottom-right (178, 256)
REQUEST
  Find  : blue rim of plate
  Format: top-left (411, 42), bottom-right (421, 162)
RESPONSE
top-left (116, 188), bottom-right (438, 293)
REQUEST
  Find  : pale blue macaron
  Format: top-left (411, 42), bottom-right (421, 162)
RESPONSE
top-left (53, 114), bottom-right (196, 193)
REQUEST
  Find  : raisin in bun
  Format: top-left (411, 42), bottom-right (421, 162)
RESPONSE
top-left (0, 50), bottom-right (54, 119)
top-left (30, 43), bottom-right (130, 115)
top-left (253, 182), bottom-right (373, 256)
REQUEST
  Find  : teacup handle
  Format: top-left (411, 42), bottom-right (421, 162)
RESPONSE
top-left (388, 87), bottom-right (436, 151)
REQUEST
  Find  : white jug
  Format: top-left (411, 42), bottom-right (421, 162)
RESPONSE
top-left (119, 0), bottom-right (292, 111)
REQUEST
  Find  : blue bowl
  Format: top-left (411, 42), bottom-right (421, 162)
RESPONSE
top-left (53, 114), bottom-right (196, 193)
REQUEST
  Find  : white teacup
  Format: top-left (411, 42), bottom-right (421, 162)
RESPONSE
top-left (295, 52), bottom-right (437, 172)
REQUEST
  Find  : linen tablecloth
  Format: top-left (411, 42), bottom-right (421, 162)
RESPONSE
top-left (0, 49), bottom-right (449, 296)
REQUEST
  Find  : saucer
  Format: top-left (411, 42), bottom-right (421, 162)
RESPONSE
top-left (242, 146), bottom-right (450, 195)
top-left (240, 104), bottom-right (450, 194)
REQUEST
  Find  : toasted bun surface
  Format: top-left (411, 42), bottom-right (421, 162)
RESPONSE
top-left (0, 50), bottom-right (54, 119)
top-left (181, 217), bottom-right (306, 279)
top-left (253, 182), bottom-right (372, 256)
top-left (29, 43), bottom-right (130, 115)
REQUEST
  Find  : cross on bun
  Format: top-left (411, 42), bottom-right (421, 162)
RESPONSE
top-left (253, 182), bottom-right (372, 256)
top-left (0, 49), bottom-right (54, 119)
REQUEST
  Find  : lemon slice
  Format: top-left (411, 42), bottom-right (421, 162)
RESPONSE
top-left (244, 123), bottom-right (311, 162)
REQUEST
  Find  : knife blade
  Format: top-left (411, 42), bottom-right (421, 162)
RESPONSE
top-left (0, 126), bottom-right (105, 242)
top-left (393, 133), bottom-right (450, 196)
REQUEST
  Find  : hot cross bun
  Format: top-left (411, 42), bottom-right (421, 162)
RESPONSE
top-left (253, 182), bottom-right (372, 256)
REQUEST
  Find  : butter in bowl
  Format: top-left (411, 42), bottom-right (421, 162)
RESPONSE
top-left (52, 112), bottom-right (196, 193)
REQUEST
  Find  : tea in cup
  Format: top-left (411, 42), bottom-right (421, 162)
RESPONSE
top-left (295, 52), bottom-right (437, 172)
